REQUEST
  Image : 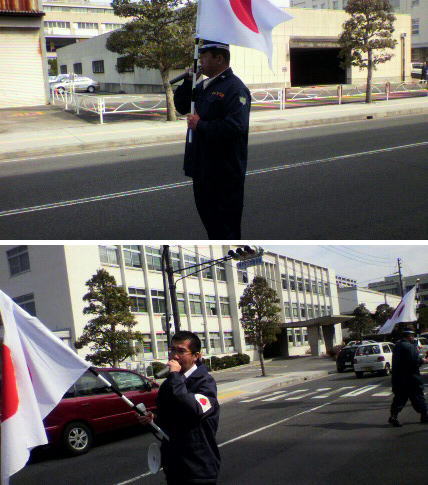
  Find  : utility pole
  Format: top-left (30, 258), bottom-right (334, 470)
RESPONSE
top-left (161, 249), bottom-right (172, 347)
top-left (163, 245), bottom-right (181, 333)
top-left (397, 258), bottom-right (404, 297)
top-left (416, 278), bottom-right (421, 335)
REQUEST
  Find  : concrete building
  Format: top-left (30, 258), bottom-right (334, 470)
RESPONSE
top-left (0, 0), bottom-right (49, 108)
top-left (56, 7), bottom-right (412, 93)
top-left (338, 286), bottom-right (401, 315)
top-left (290, 0), bottom-right (428, 61)
top-left (0, 245), bottom-right (345, 367)
top-left (336, 275), bottom-right (357, 288)
top-left (42, 0), bottom-right (127, 70)
top-left (368, 273), bottom-right (428, 305)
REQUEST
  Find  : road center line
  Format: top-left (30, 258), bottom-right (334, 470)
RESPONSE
top-left (1, 140), bottom-right (426, 218)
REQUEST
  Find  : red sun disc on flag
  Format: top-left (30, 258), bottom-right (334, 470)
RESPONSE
top-left (200, 397), bottom-right (208, 405)
top-left (1, 345), bottom-right (19, 422)
top-left (230, 0), bottom-right (259, 33)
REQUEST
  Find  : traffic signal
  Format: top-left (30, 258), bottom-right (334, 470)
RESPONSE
top-left (228, 246), bottom-right (264, 261)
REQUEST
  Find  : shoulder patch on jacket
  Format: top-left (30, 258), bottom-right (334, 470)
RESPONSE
top-left (195, 394), bottom-right (212, 413)
top-left (239, 96), bottom-right (247, 105)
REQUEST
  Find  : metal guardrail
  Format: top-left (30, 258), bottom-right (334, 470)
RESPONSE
top-left (50, 81), bottom-right (427, 122)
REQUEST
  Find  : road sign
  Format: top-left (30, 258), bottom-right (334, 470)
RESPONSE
top-left (237, 256), bottom-right (263, 270)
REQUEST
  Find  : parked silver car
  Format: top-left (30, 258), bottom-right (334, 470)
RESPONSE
top-left (51, 76), bottom-right (100, 94)
top-left (411, 62), bottom-right (423, 79)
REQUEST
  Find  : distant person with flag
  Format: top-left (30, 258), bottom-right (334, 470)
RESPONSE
top-left (388, 329), bottom-right (428, 427)
top-left (174, 0), bottom-right (292, 239)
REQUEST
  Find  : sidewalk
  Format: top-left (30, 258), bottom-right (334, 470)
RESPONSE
top-left (1, 95), bottom-right (427, 162)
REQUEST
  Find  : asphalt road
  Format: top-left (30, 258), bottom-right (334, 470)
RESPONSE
top-left (12, 369), bottom-right (428, 485)
top-left (1, 113), bottom-right (427, 239)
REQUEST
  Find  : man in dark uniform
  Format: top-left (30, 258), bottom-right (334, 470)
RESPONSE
top-left (138, 331), bottom-right (220, 484)
top-left (389, 329), bottom-right (428, 427)
top-left (174, 40), bottom-right (251, 239)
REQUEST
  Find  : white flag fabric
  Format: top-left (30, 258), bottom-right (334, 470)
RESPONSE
top-left (197, 0), bottom-right (293, 69)
top-left (0, 290), bottom-right (90, 485)
top-left (378, 286), bottom-right (418, 335)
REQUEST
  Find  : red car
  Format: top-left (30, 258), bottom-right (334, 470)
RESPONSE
top-left (43, 368), bottom-right (159, 455)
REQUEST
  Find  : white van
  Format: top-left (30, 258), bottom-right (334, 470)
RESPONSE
top-left (353, 342), bottom-right (394, 378)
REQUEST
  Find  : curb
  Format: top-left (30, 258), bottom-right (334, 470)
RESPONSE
top-left (1, 104), bottom-right (427, 162)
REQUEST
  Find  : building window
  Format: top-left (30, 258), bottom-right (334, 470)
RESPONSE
top-left (327, 305), bottom-right (332, 315)
top-left (151, 290), bottom-right (165, 314)
top-left (123, 245), bottom-right (142, 268)
top-left (7, 246), bottom-right (30, 276)
top-left (264, 262), bottom-right (276, 284)
top-left (189, 293), bottom-right (202, 315)
top-left (73, 62), bottom-right (82, 75)
top-left (195, 332), bottom-right (207, 351)
top-left (200, 258), bottom-right (214, 279)
top-left (297, 277), bottom-right (304, 292)
top-left (412, 18), bottom-right (420, 34)
top-left (220, 296), bottom-right (231, 316)
top-left (245, 335), bottom-right (255, 350)
top-left (13, 293), bottom-right (36, 316)
top-left (289, 275), bottom-right (296, 291)
top-left (324, 282), bottom-right (330, 296)
top-left (224, 332), bottom-right (235, 351)
top-left (216, 262), bottom-right (227, 281)
top-left (300, 306), bottom-right (306, 318)
top-left (156, 334), bottom-right (168, 357)
top-left (60, 65), bottom-right (67, 74)
top-left (76, 22), bottom-right (98, 29)
top-left (170, 250), bottom-right (181, 272)
top-left (305, 279), bottom-right (311, 292)
top-left (128, 287), bottom-right (147, 313)
top-left (92, 60), bottom-right (104, 74)
top-left (284, 302), bottom-right (291, 318)
top-left (308, 305), bottom-right (314, 318)
top-left (205, 295), bottom-right (217, 316)
top-left (99, 245), bottom-right (119, 265)
top-left (412, 0), bottom-right (419, 6)
top-left (209, 332), bottom-right (222, 353)
top-left (281, 274), bottom-right (288, 290)
top-left (175, 292), bottom-right (186, 314)
top-left (183, 254), bottom-right (197, 276)
top-left (312, 280), bottom-right (318, 294)
top-left (44, 21), bottom-right (70, 29)
top-left (146, 246), bottom-right (162, 271)
top-left (314, 305), bottom-right (320, 317)
top-left (287, 329), bottom-right (294, 343)
top-left (292, 303), bottom-right (298, 318)
top-left (238, 269), bottom-right (248, 284)
top-left (419, 283), bottom-right (428, 290)
top-left (318, 281), bottom-right (324, 295)
top-left (104, 23), bottom-right (123, 31)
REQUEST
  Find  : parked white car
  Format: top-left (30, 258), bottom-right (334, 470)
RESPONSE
top-left (411, 62), bottom-right (423, 79)
top-left (51, 77), bottom-right (100, 94)
top-left (49, 74), bottom-right (72, 85)
top-left (353, 342), bottom-right (394, 378)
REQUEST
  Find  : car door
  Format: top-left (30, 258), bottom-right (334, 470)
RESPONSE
top-left (102, 370), bottom-right (158, 428)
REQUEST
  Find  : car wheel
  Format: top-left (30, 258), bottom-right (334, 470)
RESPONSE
top-left (355, 371), bottom-right (364, 378)
top-left (57, 87), bottom-right (65, 94)
top-left (380, 364), bottom-right (391, 377)
top-left (62, 422), bottom-right (93, 456)
top-left (87, 86), bottom-right (95, 93)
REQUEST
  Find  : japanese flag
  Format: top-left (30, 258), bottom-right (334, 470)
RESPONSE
top-left (378, 286), bottom-right (418, 334)
top-left (197, 0), bottom-right (293, 69)
top-left (0, 290), bottom-right (90, 485)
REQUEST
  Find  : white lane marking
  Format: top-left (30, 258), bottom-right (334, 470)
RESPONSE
top-left (262, 389), bottom-right (309, 402)
top-left (285, 388), bottom-right (331, 400)
top-left (218, 402), bottom-right (332, 449)
top-left (312, 386), bottom-right (355, 399)
top-left (341, 385), bottom-right (381, 397)
top-left (116, 471), bottom-right (154, 484)
top-left (372, 391), bottom-right (392, 397)
top-left (240, 390), bottom-right (293, 403)
top-left (1, 140), bottom-right (426, 218)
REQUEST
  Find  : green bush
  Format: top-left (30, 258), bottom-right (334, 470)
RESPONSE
top-left (207, 353), bottom-right (251, 371)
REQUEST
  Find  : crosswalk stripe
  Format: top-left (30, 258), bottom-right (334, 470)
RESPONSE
top-left (262, 389), bottom-right (309, 402)
top-left (372, 391), bottom-right (392, 397)
top-left (240, 390), bottom-right (293, 403)
top-left (341, 385), bottom-right (381, 397)
top-left (312, 386), bottom-right (355, 399)
top-left (286, 388), bottom-right (331, 401)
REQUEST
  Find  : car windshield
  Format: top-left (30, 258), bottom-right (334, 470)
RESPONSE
top-left (356, 344), bottom-right (381, 356)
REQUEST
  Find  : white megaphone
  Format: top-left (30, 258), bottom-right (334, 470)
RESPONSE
top-left (147, 442), bottom-right (162, 474)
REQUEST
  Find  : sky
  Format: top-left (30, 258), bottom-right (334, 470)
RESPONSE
top-left (265, 245), bottom-right (428, 286)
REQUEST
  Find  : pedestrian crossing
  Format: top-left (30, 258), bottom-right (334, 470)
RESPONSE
top-left (239, 384), bottom-right (401, 403)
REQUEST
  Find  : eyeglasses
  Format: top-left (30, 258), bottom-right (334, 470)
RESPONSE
top-left (168, 347), bottom-right (192, 356)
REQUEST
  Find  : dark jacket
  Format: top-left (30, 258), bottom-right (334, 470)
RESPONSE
top-left (391, 339), bottom-right (423, 388)
top-left (174, 68), bottom-right (251, 182)
top-left (156, 364), bottom-right (220, 483)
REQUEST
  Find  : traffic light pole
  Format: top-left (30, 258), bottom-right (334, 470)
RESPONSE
top-left (161, 248), bottom-right (172, 347)
top-left (163, 245), bottom-right (181, 333)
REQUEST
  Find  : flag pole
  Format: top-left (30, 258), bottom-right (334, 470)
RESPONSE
top-left (87, 367), bottom-right (169, 442)
top-left (188, 0), bottom-right (202, 144)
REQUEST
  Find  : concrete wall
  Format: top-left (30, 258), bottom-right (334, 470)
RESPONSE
top-left (338, 287), bottom-right (401, 315)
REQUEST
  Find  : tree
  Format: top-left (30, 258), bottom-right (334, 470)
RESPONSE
top-left (75, 269), bottom-right (143, 367)
top-left (347, 303), bottom-right (376, 340)
top-left (239, 276), bottom-right (281, 377)
top-left (107, 0), bottom-right (196, 121)
top-left (417, 305), bottom-right (428, 333)
top-left (372, 303), bottom-right (395, 325)
top-left (338, 0), bottom-right (397, 103)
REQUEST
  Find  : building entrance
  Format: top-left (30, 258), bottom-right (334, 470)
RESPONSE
top-left (290, 48), bottom-right (346, 86)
